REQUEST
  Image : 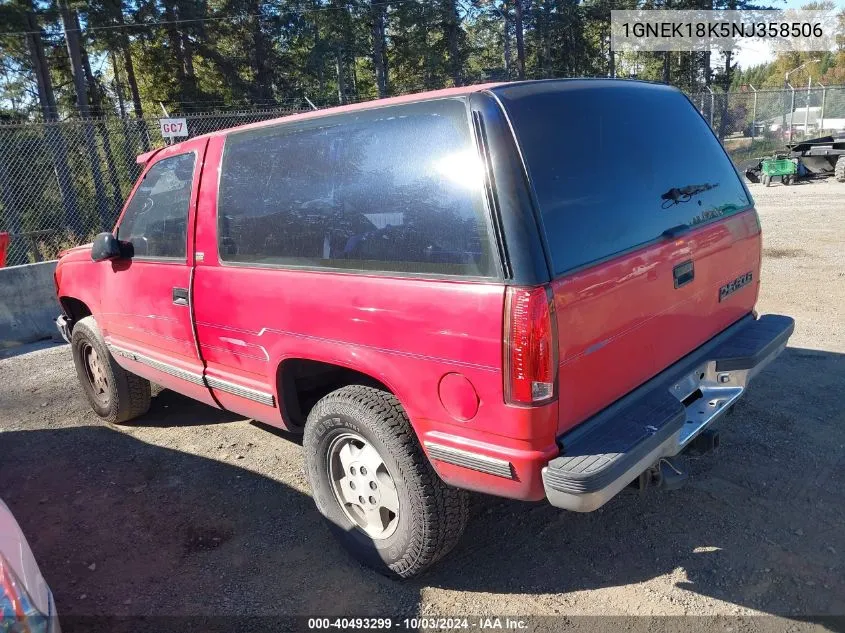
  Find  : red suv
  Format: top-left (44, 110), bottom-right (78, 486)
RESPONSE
top-left (54, 80), bottom-right (794, 578)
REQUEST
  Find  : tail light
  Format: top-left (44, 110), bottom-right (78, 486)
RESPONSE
top-left (504, 285), bottom-right (558, 405)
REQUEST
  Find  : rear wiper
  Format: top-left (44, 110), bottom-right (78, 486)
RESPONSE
top-left (661, 183), bottom-right (719, 208)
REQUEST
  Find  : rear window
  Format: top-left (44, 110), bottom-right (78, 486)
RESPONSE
top-left (217, 98), bottom-right (496, 277)
top-left (495, 81), bottom-right (752, 275)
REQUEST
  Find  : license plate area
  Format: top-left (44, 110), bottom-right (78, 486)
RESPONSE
top-left (670, 361), bottom-right (746, 447)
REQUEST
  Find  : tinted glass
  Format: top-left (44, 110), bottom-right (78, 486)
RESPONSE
top-left (217, 99), bottom-right (495, 277)
top-left (118, 153), bottom-right (195, 259)
top-left (496, 81), bottom-right (752, 275)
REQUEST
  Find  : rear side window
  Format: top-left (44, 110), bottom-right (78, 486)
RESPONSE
top-left (217, 99), bottom-right (496, 277)
top-left (117, 153), bottom-right (195, 259)
top-left (495, 81), bottom-right (752, 275)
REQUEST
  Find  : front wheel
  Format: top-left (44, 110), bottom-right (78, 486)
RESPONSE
top-left (303, 385), bottom-right (468, 578)
top-left (70, 316), bottom-right (151, 424)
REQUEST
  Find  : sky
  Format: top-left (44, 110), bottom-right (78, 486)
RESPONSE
top-left (733, 0), bottom-right (845, 69)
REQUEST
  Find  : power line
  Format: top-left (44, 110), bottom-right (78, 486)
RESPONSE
top-left (0, 0), bottom-right (432, 37)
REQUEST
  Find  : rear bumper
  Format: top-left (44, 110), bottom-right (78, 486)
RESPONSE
top-left (542, 313), bottom-right (794, 512)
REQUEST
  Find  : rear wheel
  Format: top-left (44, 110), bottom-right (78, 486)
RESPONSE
top-left (835, 156), bottom-right (845, 183)
top-left (303, 385), bottom-right (468, 578)
top-left (71, 316), bottom-right (151, 424)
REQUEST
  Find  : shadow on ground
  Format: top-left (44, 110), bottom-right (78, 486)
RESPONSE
top-left (0, 339), bottom-right (63, 360)
top-left (0, 347), bottom-right (842, 630)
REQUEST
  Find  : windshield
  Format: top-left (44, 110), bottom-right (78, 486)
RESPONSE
top-left (494, 80), bottom-right (752, 275)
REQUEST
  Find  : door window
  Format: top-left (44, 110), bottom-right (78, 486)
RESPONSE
top-left (118, 153), bottom-right (196, 259)
top-left (216, 99), bottom-right (496, 277)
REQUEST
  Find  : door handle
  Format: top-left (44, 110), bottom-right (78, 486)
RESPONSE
top-left (172, 287), bottom-right (189, 306)
top-left (673, 260), bottom-right (695, 289)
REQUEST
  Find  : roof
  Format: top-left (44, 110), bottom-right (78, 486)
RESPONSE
top-left (158, 83), bottom-right (504, 155)
top-left (137, 78), bottom-right (668, 163)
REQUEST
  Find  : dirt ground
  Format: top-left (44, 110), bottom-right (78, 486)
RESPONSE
top-left (1, 178), bottom-right (843, 630)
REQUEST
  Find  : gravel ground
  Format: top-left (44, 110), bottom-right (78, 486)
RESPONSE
top-left (1, 179), bottom-right (843, 630)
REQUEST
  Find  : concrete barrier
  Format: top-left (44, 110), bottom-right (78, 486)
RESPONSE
top-left (0, 261), bottom-right (61, 348)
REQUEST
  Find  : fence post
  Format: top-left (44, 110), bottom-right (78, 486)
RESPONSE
top-left (805, 77), bottom-right (812, 139)
top-left (749, 84), bottom-right (757, 142)
top-left (817, 81), bottom-right (827, 132)
top-left (787, 83), bottom-right (795, 143)
top-left (706, 86), bottom-right (714, 128)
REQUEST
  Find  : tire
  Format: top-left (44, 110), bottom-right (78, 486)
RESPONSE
top-left (303, 385), bottom-right (468, 579)
top-left (70, 316), bottom-right (151, 424)
top-left (835, 156), bottom-right (845, 183)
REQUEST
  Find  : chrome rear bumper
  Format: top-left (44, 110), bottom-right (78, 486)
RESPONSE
top-left (542, 314), bottom-right (795, 512)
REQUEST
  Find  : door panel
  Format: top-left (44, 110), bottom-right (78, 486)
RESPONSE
top-left (99, 138), bottom-right (208, 387)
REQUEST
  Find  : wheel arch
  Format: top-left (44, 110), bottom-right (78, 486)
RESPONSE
top-left (58, 296), bottom-right (93, 332)
top-left (276, 356), bottom-right (407, 430)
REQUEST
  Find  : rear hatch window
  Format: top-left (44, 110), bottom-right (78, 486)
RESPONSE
top-left (493, 80), bottom-right (752, 275)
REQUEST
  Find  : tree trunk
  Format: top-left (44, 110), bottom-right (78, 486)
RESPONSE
top-left (58, 0), bottom-right (90, 117)
top-left (718, 50), bottom-right (733, 141)
top-left (25, 13), bottom-right (58, 121)
top-left (444, 0), bottom-right (461, 85)
top-left (95, 121), bottom-right (126, 223)
top-left (538, 0), bottom-right (551, 78)
top-left (315, 25), bottom-right (325, 99)
top-left (114, 9), bottom-right (144, 119)
top-left (111, 51), bottom-right (127, 118)
top-left (24, 9), bottom-right (83, 237)
top-left (162, 0), bottom-right (188, 100)
top-left (251, 1), bottom-right (274, 103)
top-left (336, 47), bottom-right (348, 104)
top-left (371, 0), bottom-right (389, 97)
top-left (502, 0), bottom-right (511, 77)
top-left (663, 51), bottom-right (671, 84)
top-left (181, 32), bottom-right (197, 87)
top-left (514, 0), bottom-right (525, 80)
top-left (58, 0), bottom-right (112, 229)
top-left (608, 22), bottom-right (615, 79)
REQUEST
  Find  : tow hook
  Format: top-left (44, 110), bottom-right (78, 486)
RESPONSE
top-left (635, 456), bottom-right (689, 491)
top-left (683, 429), bottom-right (721, 457)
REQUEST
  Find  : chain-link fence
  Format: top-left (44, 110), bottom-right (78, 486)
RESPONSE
top-left (2, 86), bottom-right (844, 267)
top-left (0, 107), bottom-right (302, 266)
top-left (691, 84), bottom-right (845, 151)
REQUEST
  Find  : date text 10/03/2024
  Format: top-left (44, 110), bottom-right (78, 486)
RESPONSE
top-left (307, 617), bottom-right (529, 629)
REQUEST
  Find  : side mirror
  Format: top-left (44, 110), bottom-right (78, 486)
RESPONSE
top-left (91, 232), bottom-right (133, 262)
